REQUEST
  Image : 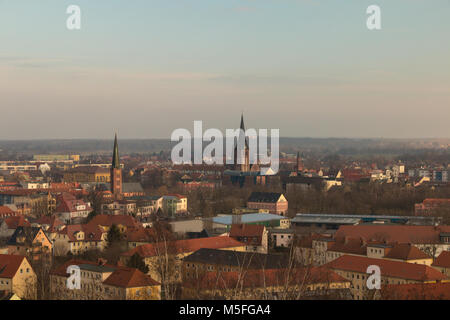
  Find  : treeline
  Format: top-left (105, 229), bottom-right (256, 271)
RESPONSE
top-left (287, 183), bottom-right (450, 217)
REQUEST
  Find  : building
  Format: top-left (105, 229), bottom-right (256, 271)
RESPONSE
top-left (415, 198), bottom-right (450, 216)
top-left (0, 215), bottom-right (30, 239)
top-left (120, 236), bottom-right (246, 283)
top-left (111, 133), bottom-right (123, 199)
top-left (53, 224), bottom-right (107, 256)
top-left (210, 213), bottom-right (290, 233)
top-left (247, 192), bottom-right (288, 215)
top-left (161, 194), bottom-right (188, 217)
top-left (291, 213), bottom-right (439, 231)
top-left (54, 193), bottom-right (92, 224)
top-left (333, 225), bottom-right (450, 259)
top-left (380, 282), bottom-right (450, 300)
top-left (101, 200), bottom-right (137, 215)
top-left (269, 228), bottom-right (295, 248)
top-left (0, 254), bottom-right (37, 299)
top-left (49, 259), bottom-right (160, 300)
top-left (182, 248), bottom-right (289, 281)
top-left (181, 266), bottom-right (350, 299)
top-left (7, 227), bottom-right (52, 260)
top-left (0, 206), bottom-right (17, 219)
top-left (63, 167), bottom-right (111, 183)
top-left (326, 255), bottom-right (449, 300)
top-left (432, 251), bottom-right (450, 277)
top-left (325, 240), bottom-right (432, 266)
top-left (229, 224), bottom-right (268, 253)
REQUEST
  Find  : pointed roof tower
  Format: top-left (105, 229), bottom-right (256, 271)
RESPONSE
top-left (238, 113), bottom-right (249, 148)
top-left (112, 133), bottom-right (120, 169)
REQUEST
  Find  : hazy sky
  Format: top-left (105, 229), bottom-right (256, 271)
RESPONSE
top-left (1, 0), bottom-right (449, 139)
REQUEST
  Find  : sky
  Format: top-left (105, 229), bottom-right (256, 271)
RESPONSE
top-left (0, 0), bottom-right (449, 139)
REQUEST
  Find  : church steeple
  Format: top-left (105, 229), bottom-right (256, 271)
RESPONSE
top-left (111, 133), bottom-right (122, 198)
top-left (235, 113), bottom-right (250, 172)
top-left (112, 133), bottom-right (120, 169)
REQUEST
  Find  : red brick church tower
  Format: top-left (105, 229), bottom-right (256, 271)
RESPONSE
top-left (111, 133), bottom-right (123, 199)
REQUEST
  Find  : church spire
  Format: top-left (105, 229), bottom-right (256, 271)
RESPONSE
top-left (240, 113), bottom-right (245, 131)
top-left (112, 133), bottom-right (120, 169)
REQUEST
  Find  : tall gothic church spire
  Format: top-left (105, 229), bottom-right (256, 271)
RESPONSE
top-left (112, 133), bottom-right (120, 169)
top-left (111, 133), bottom-right (123, 198)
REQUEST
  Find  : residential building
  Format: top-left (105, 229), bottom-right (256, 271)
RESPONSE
top-left (432, 251), bottom-right (450, 277)
top-left (229, 223), bottom-right (268, 253)
top-left (181, 266), bottom-right (350, 300)
top-left (49, 259), bottom-right (160, 300)
top-left (182, 248), bottom-right (289, 281)
top-left (270, 228), bottom-right (295, 248)
top-left (0, 254), bottom-right (36, 299)
top-left (326, 255), bottom-right (449, 300)
top-left (54, 193), bottom-right (92, 223)
top-left (7, 227), bottom-right (52, 260)
top-left (120, 236), bottom-right (246, 283)
top-left (247, 192), bottom-right (288, 215)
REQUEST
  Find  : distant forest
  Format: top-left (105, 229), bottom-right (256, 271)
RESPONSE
top-left (0, 138), bottom-right (448, 159)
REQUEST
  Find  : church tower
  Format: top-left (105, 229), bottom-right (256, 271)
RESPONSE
top-left (111, 133), bottom-right (123, 198)
top-left (234, 113), bottom-right (250, 172)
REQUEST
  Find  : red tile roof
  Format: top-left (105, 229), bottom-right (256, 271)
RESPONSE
top-left (122, 236), bottom-right (245, 258)
top-left (230, 224), bottom-right (264, 238)
top-left (384, 244), bottom-right (431, 261)
top-left (59, 224), bottom-right (105, 242)
top-left (328, 238), bottom-right (366, 255)
top-left (50, 259), bottom-right (117, 277)
top-left (432, 251), bottom-right (450, 268)
top-left (326, 255), bottom-right (447, 282)
top-left (103, 267), bottom-right (159, 288)
top-left (0, 254), bottom-right (26, 279)
top-left (183, 266), bottom-right (348, 290)
top-left (0, 206), bottom-right (16, 218)
top-left (2, 215), bottom-right (30, 229)
top-left (335, 225), bottom-right (450, 244)
top-left (381, 282), bottom-right (450, 300)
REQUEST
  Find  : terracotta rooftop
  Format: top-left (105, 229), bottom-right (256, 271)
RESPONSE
top-left (230, 224), bottom-right (264, 238)
top-left (2, 215), bottom-right (30, 229)
top-left (0, 254), bottom-right (26, 279)
top-left (326, 255), bottom-right (447, 282)
top-left (384, 244), bottom-right (431, 261)
top-left (432, 251), bottom-right (450, 268)
top-left (183, 266), bottom-right (349, 290)
top-left (103, 267), bottom-right (159, 288)
top-left (335, 225), bottom-right (450, 244)
top-left (381, 282), bottom-right (450, 300)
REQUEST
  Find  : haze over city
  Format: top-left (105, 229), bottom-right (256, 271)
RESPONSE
top-left (1, 0), bottom-right (449, 139)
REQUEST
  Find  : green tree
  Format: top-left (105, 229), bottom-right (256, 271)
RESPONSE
top-left (127, 253), bottom-right (149, 274)
top-left (106, 224), bottom-right (122, 247)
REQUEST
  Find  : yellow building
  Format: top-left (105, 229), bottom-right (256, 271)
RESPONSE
top-left (326, 255), bottom-right (449, 300)
top-left (49, 259), bottom-right (160, 300)
top-left (63, 167), bottom-right (110, 183)
top-left (0, 254), bottom-right (37, 300)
